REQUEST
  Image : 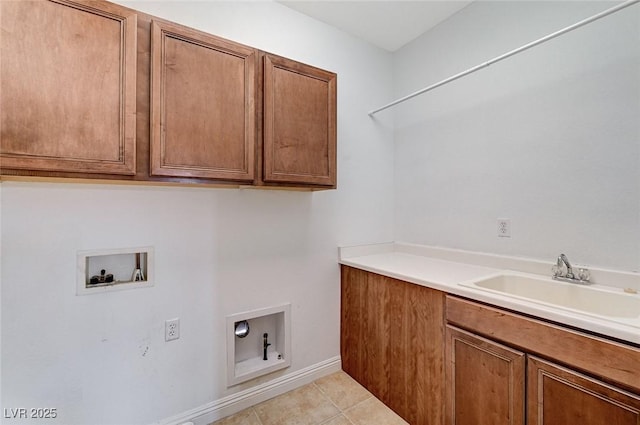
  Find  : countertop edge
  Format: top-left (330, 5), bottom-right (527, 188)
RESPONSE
top-left (339, 244), bottom-right (640, 346)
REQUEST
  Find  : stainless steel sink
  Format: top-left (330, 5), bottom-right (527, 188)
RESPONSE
top-left (461, 273), bottom-right (640, 320)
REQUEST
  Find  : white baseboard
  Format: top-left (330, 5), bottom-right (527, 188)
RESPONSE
top-left (156, 356), bottom-right (342, 425)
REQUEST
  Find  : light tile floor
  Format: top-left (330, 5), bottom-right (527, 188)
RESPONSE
top-left (210, 371), bottom-right (408, 425)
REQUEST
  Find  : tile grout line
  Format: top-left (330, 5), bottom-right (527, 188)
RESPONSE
top-left (317, 413), bottom-right (351, 425)
top-left (341, 394), bottom-right (375, 418)
top-left (312, 381), bottom-right (341, 410)
top-left (250, 407), bottom-right (264, 425)
top-left (312, 381), bottom-right (344, 425)
top-left (312, 378), bottom-right (370, 425)
top-left (210, 372), bottom-right (401, 425)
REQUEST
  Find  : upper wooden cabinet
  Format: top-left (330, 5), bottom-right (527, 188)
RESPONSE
top-left (263, 54), bottom-right (337, 187)
top-left (149, 32), bottom-right (337, 187)
top-left (1, 0), bottom-right (337, 189)
top-left (0, 0), bottom-right (137, 175)
top-left (150, 20), bottom-right (257, 181)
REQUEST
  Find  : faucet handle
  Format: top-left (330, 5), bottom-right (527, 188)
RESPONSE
top-left (552, 264), bottom-right (563, 277)
top-left (577, 268), bottom-right (591, 282)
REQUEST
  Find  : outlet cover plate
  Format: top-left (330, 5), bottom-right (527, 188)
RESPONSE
top-left (498, 219), bottom-right (511, 238)
top-left (165, 318), bottom-right (180, 342)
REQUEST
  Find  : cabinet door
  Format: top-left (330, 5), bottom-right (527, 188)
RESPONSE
top-left (445, 326), bottom-right (525, 425)
top-left (341, 266), bottom-right (444, 425)
top-left (150, 21), bottom-right (257, 181)
top-left (1, 0), bottom-right (137, 175)
top-left (528, 356), bottom-right (640, 425)
top-left (263, 54), bottom-right (336, 187)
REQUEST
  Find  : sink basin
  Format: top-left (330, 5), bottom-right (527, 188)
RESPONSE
top-left (461, 273), bottom-right (640, 320)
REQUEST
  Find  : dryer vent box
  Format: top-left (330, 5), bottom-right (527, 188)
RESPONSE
top-left (226, 303), bottom-right (291, 386)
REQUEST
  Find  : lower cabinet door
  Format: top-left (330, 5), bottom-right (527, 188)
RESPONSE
top-left (527, 356), bottom-right (640, 425)
top-left (445, 326), bottom-right (525, 425)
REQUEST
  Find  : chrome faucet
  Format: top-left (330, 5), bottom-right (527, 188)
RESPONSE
top-left (552, 253), bottom-right (591, 284)
top-left (557, 254), bottom-right (574, 279)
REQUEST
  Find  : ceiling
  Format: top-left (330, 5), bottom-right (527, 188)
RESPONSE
top-left (278, 1), bottom-right (474, 52)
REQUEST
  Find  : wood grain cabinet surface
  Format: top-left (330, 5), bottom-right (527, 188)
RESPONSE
top-left (527, 356), bottom-right (640, 425)
top-left (341, 269), bottom-right (640, 425)
top-left (445, 326), bottom-right (525, 425)
top-left (445, 295), bottom-right (640, 425)
top-left (1, 0), bottom-right (337, 190)
top-left (340, 265), bottom-right (444, 425)
top-left (0, 0), bottom-right (137, 175)
top-left (150, 20), bottom-right (257, 181)
top-left (263, 54), bottom-right (337, 187)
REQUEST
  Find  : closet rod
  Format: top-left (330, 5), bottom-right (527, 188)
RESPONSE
top-left (368, 0), bottom-right (640, 116)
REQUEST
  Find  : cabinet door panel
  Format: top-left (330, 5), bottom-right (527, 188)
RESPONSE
top-left (340, 265), bottom-right (367, 383)
top-left (445, 326), bottom-right (525, 425)
top-left (263, 54), bottom-right (336, 186)
top-left (1, 0), bottom-right (136, 175)
top-left (150, 20), bottom-right (256, 181)
top-left (528, 356), bottom-right (640, 425)
top-left (341, 266), bottom-right (444, 425)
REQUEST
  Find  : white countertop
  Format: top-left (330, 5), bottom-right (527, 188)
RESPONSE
top-left (339, 242), bottom-right (640, 345)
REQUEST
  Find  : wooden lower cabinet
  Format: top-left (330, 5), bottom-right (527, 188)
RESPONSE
top-left (445, 326), bottom-right (640, 425)
top-left (445, 326), bottom-right (525, 425)
top-left (340, 265), bottom-right (445, 425)
top-left (445, 296), bottom-right (640, 425)
top-left (341, 271), bottom-right (640, 425)
top-left (527, 356), bottom-right (640, 425)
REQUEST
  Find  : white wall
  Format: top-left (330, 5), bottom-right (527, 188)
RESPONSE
top-left (0, 2), bottom-right (394, 424)
top-left (393, 1), bottom-right (640, 272)
top-left (5, 1), bottom-right (638, 424)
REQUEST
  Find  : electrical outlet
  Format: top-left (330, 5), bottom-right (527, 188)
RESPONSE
top-left (497, 219), bottom-right (511, 238)
top-left (165, 318), bottom-right (180, 342)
